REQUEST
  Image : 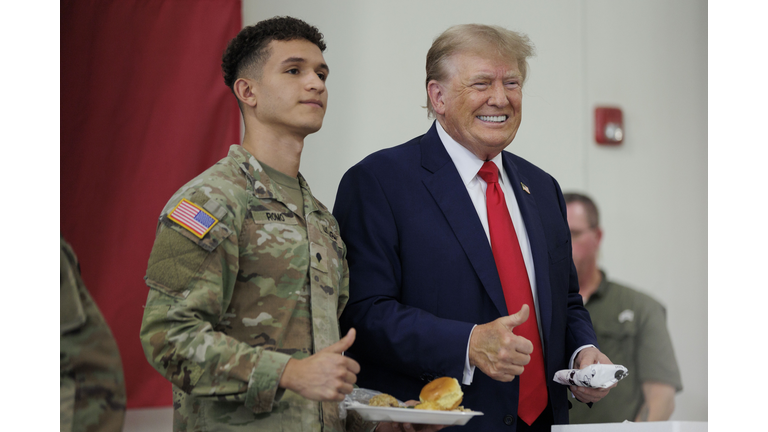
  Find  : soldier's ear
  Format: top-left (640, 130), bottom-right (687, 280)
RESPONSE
top-left (233, 78), bottom-right (258, 108)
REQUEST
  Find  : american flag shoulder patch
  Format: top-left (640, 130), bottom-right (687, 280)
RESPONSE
top-left (168, 198), bottom-right (218, 239)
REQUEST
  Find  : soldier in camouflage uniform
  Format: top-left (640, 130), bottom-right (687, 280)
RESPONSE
top-left (139, 17), bottom-right (375, 432)
top-left (61, 235), bottom-right (127, 432)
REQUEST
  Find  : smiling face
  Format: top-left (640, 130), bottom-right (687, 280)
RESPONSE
top-left (429, 50), bottom-right (523, 160)
top-left (252, 39), bottom-right (329, 139)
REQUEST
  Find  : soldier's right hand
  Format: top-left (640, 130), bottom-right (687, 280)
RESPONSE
top-left (468, 305), bottom-right (533, 382)
top-left (279, 328), bottom-right (360, 401)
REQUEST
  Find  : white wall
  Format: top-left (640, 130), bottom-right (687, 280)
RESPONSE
top-left (241, 0), bottom-right (708, 423)
top-left (119, 2), bottom-right (709, 428)
top-left (581, 1), bottom-right (707, 422)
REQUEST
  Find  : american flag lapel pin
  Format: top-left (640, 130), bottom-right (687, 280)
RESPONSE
top-left (521, 182), bottom-right (530, 194)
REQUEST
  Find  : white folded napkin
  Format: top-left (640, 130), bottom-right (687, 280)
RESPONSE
top-left (553, 364), bottom-right (628, 389)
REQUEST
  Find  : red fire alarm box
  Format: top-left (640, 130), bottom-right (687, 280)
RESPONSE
top-left (595, 107), bottom-right (624, 144)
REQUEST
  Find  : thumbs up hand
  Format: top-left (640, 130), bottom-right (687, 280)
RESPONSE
top-left (468, 305), bottom-right (535, 382)
top-left (279, 328), bottom-right (361, 401)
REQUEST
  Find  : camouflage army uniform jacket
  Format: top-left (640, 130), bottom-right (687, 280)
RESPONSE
top-left (140, 145), bottom-right (371, 432)
top-left (61, 235), bottom-right (127, 432)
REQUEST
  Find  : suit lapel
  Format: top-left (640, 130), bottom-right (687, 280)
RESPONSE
top-left (420, 124), bottom-right (509, 317)
top-left (502, 153), bottom-right (552, 342)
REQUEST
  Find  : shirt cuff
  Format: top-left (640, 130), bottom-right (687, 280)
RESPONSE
top-left (569, 344), bottom-right (596, 369)
top-left (462, 325), bottom-right (478, 385)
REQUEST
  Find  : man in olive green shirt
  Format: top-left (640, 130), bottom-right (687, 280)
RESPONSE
top-left (564, 193), bottom-right (682, 424)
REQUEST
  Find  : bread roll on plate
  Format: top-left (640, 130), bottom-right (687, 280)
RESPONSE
top-left (415, 377), bottom-right (463, 411)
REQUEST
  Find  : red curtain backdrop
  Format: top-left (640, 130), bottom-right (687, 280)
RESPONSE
top-left (61, 0), bottom-right (242, 408)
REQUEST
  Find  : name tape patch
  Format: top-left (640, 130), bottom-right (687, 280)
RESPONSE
top-left (168, 198), bottom-right (218, 239)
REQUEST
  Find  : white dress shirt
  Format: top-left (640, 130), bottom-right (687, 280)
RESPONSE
top-left (435, 121), bottom-right (590, 385)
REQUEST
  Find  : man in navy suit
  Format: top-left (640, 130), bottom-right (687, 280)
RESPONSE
top-left (334, 24), bottom-right (613, 431)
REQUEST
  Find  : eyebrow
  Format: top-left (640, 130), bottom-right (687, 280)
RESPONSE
top-left (280, 57), bottom-right (330, 73)
top-left (469, 72), bottom-right (522, 81)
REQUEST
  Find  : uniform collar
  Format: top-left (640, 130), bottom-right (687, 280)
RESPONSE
top-left (228, 145), bottom-right (327, 216)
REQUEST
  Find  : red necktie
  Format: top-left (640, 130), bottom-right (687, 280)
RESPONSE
top-left (477, 161), bottom-right (548, 425)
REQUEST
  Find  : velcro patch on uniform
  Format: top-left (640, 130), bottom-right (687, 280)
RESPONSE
top-left (168, 198), bottom-right (218, 239)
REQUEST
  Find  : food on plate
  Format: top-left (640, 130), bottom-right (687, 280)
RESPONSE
top-left (368, 393), bottom-right (401, 408)
top-left (364, 377), bottom-right (472, 412)
top-left (414, 377), bottom-right (463, 411)
top-left (414, 400), bottom-right (442, 410)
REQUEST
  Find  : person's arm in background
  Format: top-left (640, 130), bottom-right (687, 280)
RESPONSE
top-left (634, 381), bottom-right (676, 421)
top-left (633, 291), bottom-right (682, 420)
top-left (61, 236), bottom-right (126, 432)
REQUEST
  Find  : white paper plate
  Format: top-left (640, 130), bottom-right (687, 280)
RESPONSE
top-left (348, 405), bottom-right (484, 425)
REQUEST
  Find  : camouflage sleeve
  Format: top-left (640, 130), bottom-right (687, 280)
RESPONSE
top-left (61, 236), bottom-right (126, 432)
top-left (139, 203), bottom-right (292, 413)
top-left (60, 240), bottom-right (84, 432)
top-left (60, 240), bottom-right (86, 335)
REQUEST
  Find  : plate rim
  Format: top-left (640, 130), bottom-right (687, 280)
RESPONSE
top-left (348, 404), bottom-right (484, 417)
top-left (347, 405), bottom-right (484, 426)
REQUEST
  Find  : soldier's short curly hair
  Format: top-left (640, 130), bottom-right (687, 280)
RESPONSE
top-left (221, 16), bottom-right (326, 91)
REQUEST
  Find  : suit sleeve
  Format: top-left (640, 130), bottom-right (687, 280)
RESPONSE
top-left (334, 164), bottom-right (475, 381)
top-left (552, 178), bottom-right (599, 357)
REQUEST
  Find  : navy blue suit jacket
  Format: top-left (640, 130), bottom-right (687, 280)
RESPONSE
top-left (334, 123), bottom-right (597, 430)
